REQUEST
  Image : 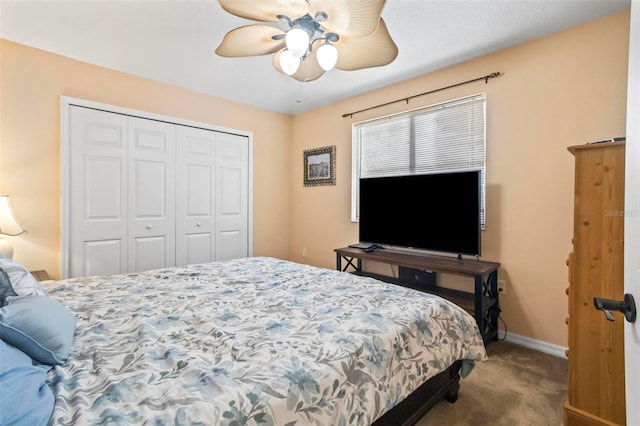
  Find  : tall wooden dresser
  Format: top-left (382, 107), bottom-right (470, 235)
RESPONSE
top-left (565, 141), bottom-right (625, 426)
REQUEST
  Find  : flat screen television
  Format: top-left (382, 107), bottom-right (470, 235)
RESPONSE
top-left (358, 170), bottom-right (481, 256)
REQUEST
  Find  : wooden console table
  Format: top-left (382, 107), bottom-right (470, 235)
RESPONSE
top-left (335, 247), bottom-right (501, 344)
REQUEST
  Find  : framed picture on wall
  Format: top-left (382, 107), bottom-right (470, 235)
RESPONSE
top-left (304, 145), bottom-right (336, 187)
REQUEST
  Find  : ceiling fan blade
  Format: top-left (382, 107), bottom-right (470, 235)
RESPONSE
top-left (273, 49), bottom-right (326, 82)
top-left (309, 0), bottom-right (386, 37)
top-left (216, 25), bottom-right (286, 57)
top-left (218, 0), bottom-right (309, 22)
top-left (335, 18), bottom-right (398, 71)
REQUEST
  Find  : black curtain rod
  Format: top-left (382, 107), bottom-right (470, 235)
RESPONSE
top-left (342, 71), bottom-right (502, 119)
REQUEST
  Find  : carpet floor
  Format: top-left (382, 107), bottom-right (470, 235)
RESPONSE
top-left (416, 341), bottom-right (568, 426)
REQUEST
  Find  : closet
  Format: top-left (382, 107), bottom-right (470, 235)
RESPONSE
top-left (565, 141), bottom-right (625, 426)
top-left (63, 102), bottom-right (249, 278)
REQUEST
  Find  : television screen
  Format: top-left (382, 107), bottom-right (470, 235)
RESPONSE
top-left (358, 171), bottom-right (481, 256)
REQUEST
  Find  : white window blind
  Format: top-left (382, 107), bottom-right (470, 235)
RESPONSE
top-left (352, 94), bottom-right (486, 227)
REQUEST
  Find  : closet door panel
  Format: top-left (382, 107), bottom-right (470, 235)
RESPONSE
top-left (176, 126), bottom-right (216, 266)
top-left (218, 229), bottom-right (243, 261)
top-left (132, 236), bottom-right (168, 272)
top-left (83, 240), bottom-right (124, 277)
top-left (184, 234), bottom-right (213, 265)
top-left (69, 106), bottom-right (128, 277)
top-left (216, 133), bottom-right (249, 260)
top-left (128, 117), bottom-right (176, 272)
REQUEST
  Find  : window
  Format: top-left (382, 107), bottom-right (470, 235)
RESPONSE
top-left (352, 94), bottom-right (486, 227)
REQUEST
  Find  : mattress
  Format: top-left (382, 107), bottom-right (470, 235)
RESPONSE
top-left (43, 257), bottom-right (487, 425)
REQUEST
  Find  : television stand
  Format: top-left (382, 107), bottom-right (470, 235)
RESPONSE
top-left (334, 246), bottom-right (500, 344)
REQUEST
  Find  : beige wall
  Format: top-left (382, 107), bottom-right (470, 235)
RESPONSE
top-left (0, 9), bottom-right (630, 348)
top-left (289, 10), bottom-right (630, 347)
top-left (0, 39), bottom-right (293, 278)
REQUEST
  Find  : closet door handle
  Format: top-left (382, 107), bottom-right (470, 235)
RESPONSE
top-left (594, 293), bottom-right (637, 323)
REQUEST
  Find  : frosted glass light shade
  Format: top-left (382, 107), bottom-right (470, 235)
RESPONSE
top-left (317, 43), bottom-right (338, 71)
top-left (279, 49), bottom-right (300, 75)
top-left (285, 28), bottom-right (309, 58)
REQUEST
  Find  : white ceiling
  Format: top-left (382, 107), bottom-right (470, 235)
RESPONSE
top-left (0, 0), bottom-right (631, 116)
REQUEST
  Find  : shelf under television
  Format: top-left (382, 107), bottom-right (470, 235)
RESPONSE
top-left (335, 247), bottom-right (500, 344)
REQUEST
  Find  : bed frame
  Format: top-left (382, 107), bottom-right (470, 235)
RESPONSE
top-left (372, 360), bottom-right (462, 425)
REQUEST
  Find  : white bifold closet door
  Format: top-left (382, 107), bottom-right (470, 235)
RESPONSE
top-left (69, 107), bottom-right (130, 277)
top-left (68, 105), bottom-right (248, 278)
top-left (175, 126), bottom-right (248, 265)
top-left (128, 116), bottom-right (176, 273)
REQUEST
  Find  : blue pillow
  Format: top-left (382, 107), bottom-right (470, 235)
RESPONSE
top-left (0, 257), bottom-right (48, 298)
top-left (0, 267), bottom-right (17, 306)
top-left (0, 295), bottom-right (75, 365)
top-left (0, 340), bottom-right (54, 426)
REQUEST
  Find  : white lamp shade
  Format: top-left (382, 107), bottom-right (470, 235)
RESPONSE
top-left (0, 195), bottom-right (25, 259)
top-left (285, 28), bottom-right (309, 58)
top-left (0, 195), bottom-right (25, 236)
top-left (279, 49), bottom-right (300, 75)
top-left (317, 43), bottom-right (338, 71)
top-left (0, 239), bottom-right (14, 259)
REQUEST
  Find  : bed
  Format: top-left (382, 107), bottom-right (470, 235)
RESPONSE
top-left (0, 256), bottom-right (487, 425)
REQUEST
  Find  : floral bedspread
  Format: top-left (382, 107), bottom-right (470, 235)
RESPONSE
top-left (43, 257), bottom-right (487, 425)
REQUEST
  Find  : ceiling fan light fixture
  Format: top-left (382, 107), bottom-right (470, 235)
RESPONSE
top-left (215, 0), bottom-right (397, 81)
top-left (314, 11), bottom-right (328, 23)
top-left (279, 49), bottom-right (300, 75)
top-left (316, 42), bottom-right (338, 71)
top-left (285, 28), bottom-right (310, 58)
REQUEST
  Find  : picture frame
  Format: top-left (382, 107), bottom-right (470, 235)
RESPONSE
top-left (303, 145), bottom-right (336, 187)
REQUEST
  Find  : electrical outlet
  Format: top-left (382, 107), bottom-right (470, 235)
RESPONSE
top-left (498, 280), bottom-right (507, 295)
top-left (302, 248), bottom-right (308, 258)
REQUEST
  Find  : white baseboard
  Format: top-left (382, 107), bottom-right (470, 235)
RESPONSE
top-left (498, 329), bottom-right (567, 359)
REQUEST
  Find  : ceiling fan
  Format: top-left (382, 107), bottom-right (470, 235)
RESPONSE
top-left (215, 0), bottom-right (398, 82)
